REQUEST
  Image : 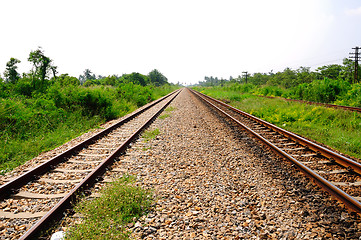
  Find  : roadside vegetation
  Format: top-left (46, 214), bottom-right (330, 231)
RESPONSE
top-left (0, 47), bottom-right (180, 173)
top-left (66, 175), bottom-right (152, 240)
top-left (193, 59), bottom-right (361, 159)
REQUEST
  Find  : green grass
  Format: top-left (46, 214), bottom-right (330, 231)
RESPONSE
top-left (158, 113), bottom-right (170, 119)
top-left (195, 87), bottom-right (361, 160)
top-left (66, 175), bottom-right (152, 240)
top-left (142, 128), bottom-right (160, 142)
top-left (0, 116), bottom-right (102, 174)
top-left (0, 84), bottom-right (176, 174)
top-left (164, 106), bottom-right (176, 112)
top-left (158, 106), bottom-right (176, 120)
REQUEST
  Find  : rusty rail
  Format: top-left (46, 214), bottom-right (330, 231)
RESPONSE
top-left (190, 88), bottom-right (361, 213)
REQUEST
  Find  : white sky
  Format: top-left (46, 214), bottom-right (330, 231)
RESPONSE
top-left (0, 0), bottom-right (360, 85)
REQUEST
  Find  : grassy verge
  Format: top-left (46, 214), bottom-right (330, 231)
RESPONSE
top-left (66, 175), bottom-right (152, 240)
top-left (0, 114), bottom-right (104, 173)
top-left (194, 87), bottom-right (361, 160)
top-left (0, 85), bottom-right (178, 174)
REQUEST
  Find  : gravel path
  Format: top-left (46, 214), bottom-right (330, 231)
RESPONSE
top-left (118, 89), bottom-right (361, 239)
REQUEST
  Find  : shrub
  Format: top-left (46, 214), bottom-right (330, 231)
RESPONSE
top-left (334, 83), bottom-right (361, 107)
top-left (287, 78), bottom-right (351, 103)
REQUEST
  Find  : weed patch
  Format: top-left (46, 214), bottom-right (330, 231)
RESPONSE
top-left (66, 175), bottom-right (152, 240)
top-left (165, 106), bottom-right (176, 112)
top-left (159, 113), bottom-right (170, 119)
top-left (142, 128), bottom-right (160, 142)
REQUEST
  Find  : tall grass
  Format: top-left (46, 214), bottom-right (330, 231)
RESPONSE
top-left (0, 81), bottom-right (178, 173)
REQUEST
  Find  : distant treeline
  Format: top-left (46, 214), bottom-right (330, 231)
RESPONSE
top-left (198, 58), bottom-right (361, 107)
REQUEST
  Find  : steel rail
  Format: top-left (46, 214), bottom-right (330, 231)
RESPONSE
top-left (19, 88), bottom-right (182, 239)
top-left (258, 95), bottom-right (361, 113)
top-left (0, 89), bottom-right (179, 201)
top-left (197, 90), bottom-right (361, 175)
top-left (189, 88), bottom-right (361, 213)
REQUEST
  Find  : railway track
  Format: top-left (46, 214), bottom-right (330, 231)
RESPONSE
top-left (190, 88), bottom-right (361, 214)
top-left (0, 89), bottom-right (181, 239)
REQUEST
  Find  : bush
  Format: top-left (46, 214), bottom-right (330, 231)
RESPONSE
top-left (287, 78), bottom-right (351, 103)
top-left (117, 82), bottom-right (153, 107)
top-left (254, 85), bottom-right (285, 97)
top-left (334, 83), bottom-right (361, 107)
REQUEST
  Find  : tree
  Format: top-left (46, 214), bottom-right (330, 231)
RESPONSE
top-left (121, 72), bottom-right (149, 86)
top-left (316, 64), bottom-right (342, 80)
top-left (148, 69), bottom-right (168, 86)
top-left (340, 58), bottom-right (356, 83)
top-left (56, 74), bottom-right (80, 86)
top-left (4, 57), bottom-right (21, 83)
top-left (80, 69), bottom-right (96, 82)
top-left (28, 47), bottom-right (57, 83)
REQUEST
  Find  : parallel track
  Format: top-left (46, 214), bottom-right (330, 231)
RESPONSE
top-left (190, 88), bottom-right (361, 213)
top-left (0, 89), bottom-right (181, 239)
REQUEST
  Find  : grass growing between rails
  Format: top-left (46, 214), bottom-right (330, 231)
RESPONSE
top-left (194, 87), bottom-right (361, 160)
top-left (66, 175), bottom-right (153, 240)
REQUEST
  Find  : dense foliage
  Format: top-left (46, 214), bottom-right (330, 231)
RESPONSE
top-left (0, 48), bottom-right (178, 172)
top-left (198, 58), bottom-right (361, 107)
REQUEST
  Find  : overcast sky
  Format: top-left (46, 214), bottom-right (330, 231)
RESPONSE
top-left (1, 0), bottom-right (360, 85)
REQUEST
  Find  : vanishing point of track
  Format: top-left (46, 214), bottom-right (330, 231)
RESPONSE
top-left (2, 87), bottom-right (361, 239)
top-left (190, 88), bottom-right (361, 214)
top-left (0, 89), bottom-right (181, 239)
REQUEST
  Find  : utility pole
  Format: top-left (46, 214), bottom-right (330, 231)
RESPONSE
top-left (349, 46), bottom-right (360, 83)
top-left (242, 71), bottom-right (249, 84)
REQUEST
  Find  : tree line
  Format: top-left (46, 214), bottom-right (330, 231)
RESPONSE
top-left (1, 47), bottom-right (169, 93)
top-left (197, 58), bottom-right (361, 106)
top-left (200, 58), bottom-right (359, 88)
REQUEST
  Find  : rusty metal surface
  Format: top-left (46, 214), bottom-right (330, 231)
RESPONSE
top-left (190, 88), bottom-right (361, 213)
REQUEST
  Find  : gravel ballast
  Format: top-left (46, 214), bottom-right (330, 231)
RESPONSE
top-left (119, 89), bottom-right (361, 239)
top-left (3, 89), bottom-right (361, 239)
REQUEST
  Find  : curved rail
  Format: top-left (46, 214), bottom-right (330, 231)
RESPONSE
top-left (0, 89), bottom-right (181, 239)
top-left (190, 88), bottom-right (361, 213)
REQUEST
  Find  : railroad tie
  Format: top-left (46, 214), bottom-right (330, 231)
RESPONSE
top-left (13, 191), bottom-right (68, 199)
top-left (78, 153), bottom-right (109, 157)
top-left (331, 181), bottom-right (361, 187)
top-left (67, 159), bottom-right (103, 164)
top-left (315, 169), bottom-right (349, 174)
top-left (0, 209), bottom-right (47, 219)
